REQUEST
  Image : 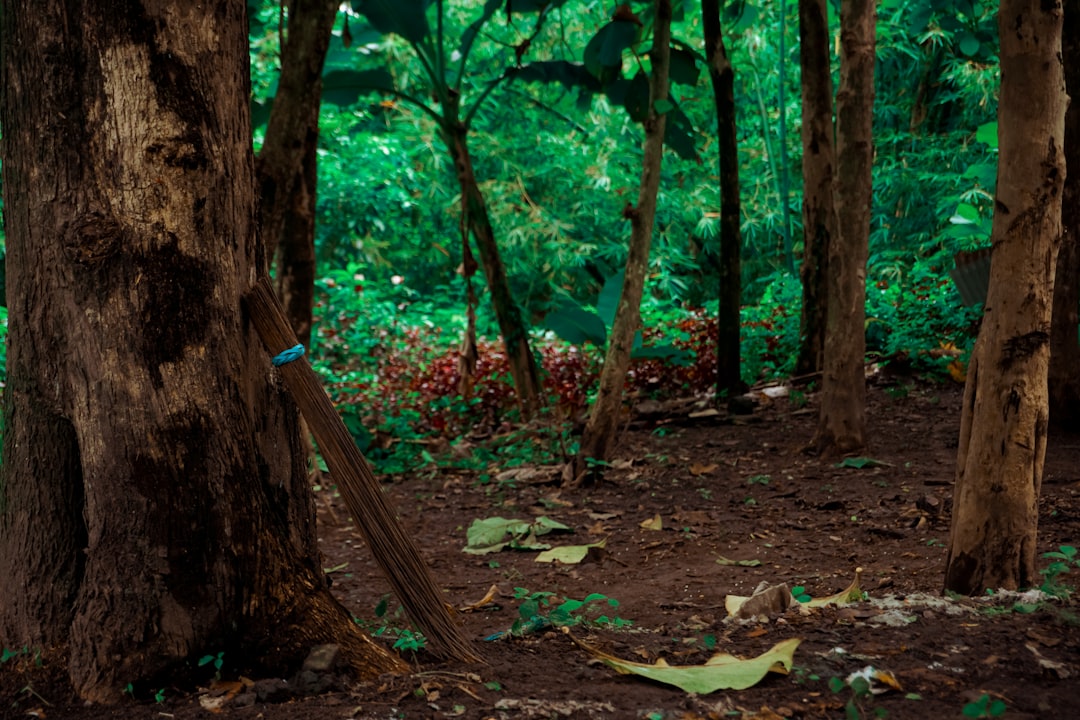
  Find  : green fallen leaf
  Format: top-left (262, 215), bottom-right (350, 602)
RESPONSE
top-left (835, 456), bottom-right (893, 469)
top-left (464, 516), bottom-right (572, 554)
top-left (536, 539), bottom-right (606, 564)
top-left (572, 635), bottom-right (800, 693)
top-left (715, 555), bottom-right (762, 567)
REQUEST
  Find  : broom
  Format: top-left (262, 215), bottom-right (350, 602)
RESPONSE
top-left (245, 276), bottom-right (481, 664)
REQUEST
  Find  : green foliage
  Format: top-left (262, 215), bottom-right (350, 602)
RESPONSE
top-left (198, 651), bottom-right (225, 680)
top-left (962, 693), bottom-right (1007, 718)
top-left (1040, 545), bottom-right (1079, 599)
top-left (362, 596), bottom-right (429, 654)
top-left (1, 645), bottom-right (31, 664)
top-left (507, 588), bottom-right (631, 637)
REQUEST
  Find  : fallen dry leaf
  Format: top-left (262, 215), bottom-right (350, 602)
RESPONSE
top-left (640, 514), bottom-right (663, 531)
top-left (459, 584), bottom-right (500, 612)
top-left (566, 631), bottom-right (800, 693)
top-left (689, 462), bottom-right (718, 476)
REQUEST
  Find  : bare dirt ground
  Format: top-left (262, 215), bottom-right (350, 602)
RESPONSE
top-left (4, 380), bottom-right (1080, 719)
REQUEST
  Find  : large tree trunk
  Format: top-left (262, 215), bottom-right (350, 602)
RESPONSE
top-left (572, 0), bottom-right (672, 484)
top-left (257, 0), bottom-right (339, 344)
top-left (703, 0), bottom-right (744, 395)
top-left (944, 0), bottom-right (1065, 594)
top-left (813, 0), bottom-right (874, 454)
top-left (0, 0), bottom-right (404, 702)
top-left (444, 124), bottom-right (544, 420)
top-left (794, 0), bottom-right (836, 377)
top-left (1050, 0), bottom-right (1080, 429)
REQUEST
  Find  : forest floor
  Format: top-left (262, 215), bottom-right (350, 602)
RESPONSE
top-left (4, 379), bottom-right (1080, 719)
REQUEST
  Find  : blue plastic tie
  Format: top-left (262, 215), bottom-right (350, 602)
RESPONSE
top-left (271, 343), bottom-right (305, 367)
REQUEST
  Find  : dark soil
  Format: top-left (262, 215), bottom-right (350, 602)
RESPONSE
top-left (4, 381), bottom-right (1080, 719)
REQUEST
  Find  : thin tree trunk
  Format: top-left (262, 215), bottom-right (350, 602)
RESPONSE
top-left (445, 124), bottom-right (544, 420)
top-left (275, 110), bottom-right (320, 347)
top-left (777, 0), bottom-right (794, 274)
top-left (257, 0), bottom-right (338, 292)
top-left (0, 0), bottom-right (404, 701)
top-left (813, 0), bottom-right (874, 454)
top-left (703, 0), bottom-right (744, 395)
top-left (944, 0), bottom-right (1065, 594)
top-left (1050, 0), bottom-right (1080, 429)
top-left (794, 0), bottom-right (835, 377)
top-left (572, 0), bottom-right (672, 484)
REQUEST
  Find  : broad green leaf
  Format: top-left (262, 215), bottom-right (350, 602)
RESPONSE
top-left (506, 0), bottom-right (571, 10)
top-left (464, 516), bottom-right (571, 554)
top-left (623, 71), bottom-right (650, 123)
top-left (543, 302), bottom-right (606, 346)
top-left (583, 20), bottom-right (639, 80)
top-left (513, 61), bottom-right (602, 94)
top-left (630, 343), bottom-right (694, 366)
top-left (958, 32), bottom-right (980, 57)
top-left (976, 121), bottom-right (998, 149)
top-left (835, 456), bottom-right (891, 469)
top-left (535, 539), bottom-right (606, 564)
top-left (458, 0), bottom-right (503, 76)
top-left (663, 101), bottom-right (700, 162)
top-left (949, 203), bottom-right (980, 225)
top-left (576, 636), bottom-right (801, 693)
top-left (668, 47), bottom-right (700, 86)
top-left (350, 0), bottom-right (432, 44)
top-left (251, 97), bottom-right (273, 130)
top-left (715, 556), bottom-right (762, 567)
top-left (597, 269), bottom-right (624, 329)
top-left (962, 161), bottom-right (997, 189)
top-left (321, 69), bottom-right (395, 107)
top-left (654, 98), bottom-right (674, 115)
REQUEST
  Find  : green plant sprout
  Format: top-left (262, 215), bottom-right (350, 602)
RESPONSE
top-left (197, 651), bottom-right (225, 680)
top-left (360, 596), bottom-right (429, 654)
top-left (962, 693), bottom-right (1006, 718)
top-left (494, 588), bottom-right (631, 639)
top-left (829, 675), bottom-right (887, 720)
top-left (1040, 545), bottom-right (1079, 599)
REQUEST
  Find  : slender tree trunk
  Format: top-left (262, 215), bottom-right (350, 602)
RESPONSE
top-left (703, 0), bottom-right (744, 395)
top-left (1050, 0), bottom-right (1080, 429)
top-left (275, 109), bottom-right (320, 347)
top-left (0, 0), bottom-right (404, 702)
top-left (813, 0), bottom-right (874, 454)
top-left (944, 0), bottom-right (1065, 594)
top-left (572, 0), bottom-right (672, 484)
top-left (794, 0), bottom-right (835, 377)
top-left (777, 0), bottom-right (795, 274)
top-left (257, 0), bottom-right (338, 342)
top-left (445, 124), bottom-right (544, 420)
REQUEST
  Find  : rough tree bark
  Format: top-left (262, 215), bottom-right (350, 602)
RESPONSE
top-left (703, 0), bottom-right (744, 395)
top-left (571, 0), bottom-right (672, 484)
top-left (1050, 0), bottom-right (1080, 429)
top-left (444, 122), bottom-right (545, 420)
top-left (944, 0), bottom-right (1065, 594)
top-left (257, 0), bottom-right (340, 345)
top-left (813, 0), bottom-right (875, 454)
top-left (0, 0), bottom-right (404, 702)
top-left (794, 0), bottom-right (836, 377)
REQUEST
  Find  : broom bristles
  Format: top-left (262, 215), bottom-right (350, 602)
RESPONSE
top-left (246, 276), bottom-right (481, 664)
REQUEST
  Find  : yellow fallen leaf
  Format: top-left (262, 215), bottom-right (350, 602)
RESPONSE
top-left (567, 631), bottom-right (800, 693)
top-left (803, 568), bottom-right (865, 608)
top-left (459, 584), bottom-right (500, 612)
top-left (948, 359), bottom-right (966, 383)
top-left (640, 514), bottom-right (663, 531)
top-left (689, 462), bottom-right (718, 476)
top-left (535, 539), bottom-right (607, 564)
